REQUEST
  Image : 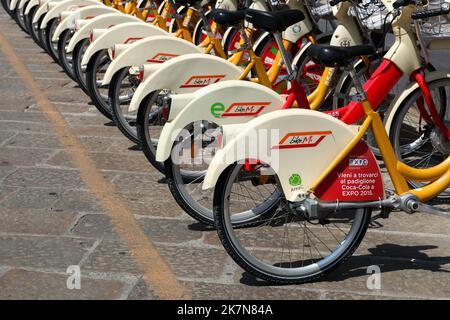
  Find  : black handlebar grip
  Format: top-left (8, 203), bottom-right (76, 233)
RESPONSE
top-left (411, 5), bottom-right (450, 19)
top-left (330, 0), bottom-right (344, 6)
top-left (393, 0), bottom-right (412, 9)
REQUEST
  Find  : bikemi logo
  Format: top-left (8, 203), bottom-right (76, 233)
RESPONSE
top-left (272, 131), bottom-right (332, 149)
top-left (180, 75), bottom-right (226, 88)
top-left (147, 53), bottom-right (179, 63)
top-left (210, 102), bottom-right (271, 118)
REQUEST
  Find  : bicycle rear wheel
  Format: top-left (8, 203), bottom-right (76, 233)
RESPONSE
top-left (214, 162), bottom-right (371, 284)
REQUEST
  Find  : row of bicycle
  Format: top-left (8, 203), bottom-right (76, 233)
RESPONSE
top-left (3, 0), bottom-right (450, 284)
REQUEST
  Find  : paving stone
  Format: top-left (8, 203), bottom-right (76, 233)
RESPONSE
top-left (0, 207), bottom-right (76, 235)
top-left (0, 185), bottom-right (18, 202)
top-left (293, 255), bottom-right (450, 299)
top-left (47, 89), bottom-right (91, 104)
top-left (4, 132), bottom-right (62, 149)
top-left (0, 130), bottom-right (16, 145)
top-left (65, 114), bottom-right (112, 127)
top-left (0, 166), bottom-right (16, 181)
top-left (78, 136), bottom-right (116, 153)
top-left (137, 218), bottom-right (203, 244)
top-left (0, 269), bottom-right (126, 299)
top-left (71, 214), bottom-right (117, 239)
top-left (72, 126), bottom-right (126, 138)
top-left (52, 190), bottom-right (103, 213)
top-left (0, 121), bottom-right (53, 133)
top-left (186, 282), bottom-right (321, 300)
top-left (54, 103), bottom-right (95, 115)
top-left (0, 111), bottom-right (47, 122)
top-left (126, 278), bottom-right (155, 300)
top-left (81, 240), bottom-right (141, 274)
top-left (323, 291), bottom-right (412, 300)
top-left (122, 192), bottom-right (185, 218)
top-left (112, 172), bottom-right (166, 193)
top-left (45, 151), bottom-right (75, 168)
top-left (369, 211), bottom-right (450, 237)
top-left (0, 147), bottom-right (55, 166)
top-left (0, 235), bottom-right (95, 269)
top-left (0, 187), bottom-right (61, 209)
top-left (357, 231), bottom-right (450, 261)
top-left (89, 152), bottom-right (152, 172)
top-left (3, 167), bottom-right (86, 189)
top-left (156, 245), bottom-right (228, 279)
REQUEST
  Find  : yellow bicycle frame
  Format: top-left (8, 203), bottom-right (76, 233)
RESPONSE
top-left (309, 99), bottom-right (450, 202)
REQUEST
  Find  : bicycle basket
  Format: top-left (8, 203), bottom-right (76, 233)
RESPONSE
top-left (416, 0), bottom-right (450, 41)
top-left (348, 0), bottom-right (391, 31)
top-left (306, 0), bottom-right (333, 20)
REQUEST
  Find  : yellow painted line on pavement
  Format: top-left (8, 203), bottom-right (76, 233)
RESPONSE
top-left (0, 28), bottom-right (191, 300)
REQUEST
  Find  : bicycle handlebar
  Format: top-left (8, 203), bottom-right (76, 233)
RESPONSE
top-left (411, 3), bottom-right (450, 19)
top-left (330, 0), bottom-right (345, 7)
top-left (392, 0), bottom-right (412, 9)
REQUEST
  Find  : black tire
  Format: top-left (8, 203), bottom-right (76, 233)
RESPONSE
top-left (136, 91), bottom-right (166, 174)
top-left (44, 18), bottom-right (60, 63)
top-left (164, 157), bottom-right (215, 225)
top-left (213, 163), bottom-right (372, 284)
top-left (85, 49), bottom-right (113, 120)
top-left (38, 21), bottom-right (50, 53)
top-left (72, 38), bottom-right (90, 94)
top-left (388, 77), bottom-right (449, 202)
top-left (13, 6), bottom-right (29, 33)
top-left (27, 6), bottom-right (44, 49)
top-left (57, 29), bottom-right (77, 81)
top-left (1, 0), bottom-right (14, 18)
top-left (109, 67), bottom-right (140, 143)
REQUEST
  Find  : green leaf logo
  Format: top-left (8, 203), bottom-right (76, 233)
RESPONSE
top-left (289, 173), bottom-right (302, 186)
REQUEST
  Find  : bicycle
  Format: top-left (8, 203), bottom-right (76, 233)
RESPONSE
top-left (206, 0), bottom-right (449, 283)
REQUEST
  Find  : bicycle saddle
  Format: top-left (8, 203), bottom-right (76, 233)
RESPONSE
top-left (244, 9), bottom-right (305, 32)
top-left (307, 44), bottom-right (375, 67)
top-left (174, 0), bottom-right (202, 7)
top-left (211, 9), bottom-right (245, 26)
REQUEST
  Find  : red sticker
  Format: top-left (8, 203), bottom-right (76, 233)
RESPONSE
top-left (314, 141), bottom-right (384, 201)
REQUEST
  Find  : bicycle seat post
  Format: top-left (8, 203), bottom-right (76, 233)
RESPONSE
top-left (272, 32), bottom-right (295, 81)
top-left (346, 63), bottom-right (367, 102)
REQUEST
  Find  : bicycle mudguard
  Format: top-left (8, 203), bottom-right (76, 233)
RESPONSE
top-left (24, 0), bottom-right (40, 15)
top-left (17, 0), bottom-right (30, 10)
top-left (384, 70), bottom-right (450, 135)
top-left (101, 36), bottom-right (203, 85)
top-left (50, 5), bottom-right (115, 41)
top-left (329, 2), bottom-right (363, 47)
top-left (283, 1), bottom-right (313, 43)
top-left (66, 13), bottom-right (141, 53)
top-left (203, 109), bottom-right (384, 202)
top-left (155, 80), bottom-right (286, 163)
top-left (36, 0), bottom-right (99, 25)
top-left (81, 22), bottom-right (167, 67)
top-left (9, 0), bottom-right (21, 10)
top-left (127, 53), bottom-right (243, 113)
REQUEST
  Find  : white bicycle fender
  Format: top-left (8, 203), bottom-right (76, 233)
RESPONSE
top-left (283, 1), bottom-right (313, 43)
top-left (202, 109), bottom-right (377, 202)
top-left (18, 0), bottom-right (30, 10)
top-left (37, 0), bottom-right (99, 25)
top-left (127, 53), bottom-right (243, 113)
top-left (81, 22), bottom-right (167, 66)
top-left (24, 0), bottom-right (40, 15)
top-left (156, 80), bottom-right (286, 162)
top-left (33, 0), bottom-right (50, 23)
top-left (51, 5), bottom-right (115, 41)
top-left (101, 36), bottom-right (202, 86)
top-left (9, 0), bottom-right (20, 11)
top-left (66, 13), bottom-right (140, 53)
top-left (384, 70), bottom-right (450, 135)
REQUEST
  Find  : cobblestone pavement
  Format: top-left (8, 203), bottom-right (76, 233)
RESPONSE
top-left (0, 7), bottom-right (450, 300)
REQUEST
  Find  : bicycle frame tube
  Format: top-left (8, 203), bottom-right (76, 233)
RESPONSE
top-left (309, 99), bottom-right (450, 202)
